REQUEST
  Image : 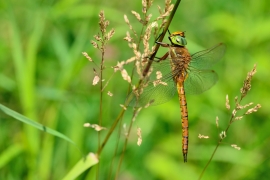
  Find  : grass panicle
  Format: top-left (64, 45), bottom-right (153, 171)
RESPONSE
top-left (137, 127), bottom-right (142, 146)
top-left (83, 10), bottom-right (115, 180)
top-left (199, 64), bottom-right (261, 180)
top-left (198, 134), bottom-right (209, 139)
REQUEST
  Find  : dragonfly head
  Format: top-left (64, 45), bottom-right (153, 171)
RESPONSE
top-left (168, 31), bottom-right (187, 47)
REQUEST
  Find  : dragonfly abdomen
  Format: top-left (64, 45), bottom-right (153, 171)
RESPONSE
top-left (177, 81), bottom-right (189, 163)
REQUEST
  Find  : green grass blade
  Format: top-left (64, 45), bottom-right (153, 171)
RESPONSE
top-left (0, 104), bottom-right (76, 145)
top-left (63, 153), bottom-right (99, 180)
top-left (0, 144), bottom-right (23, 169)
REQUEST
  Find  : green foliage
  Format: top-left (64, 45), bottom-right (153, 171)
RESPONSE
top-left (0, 0), bottom-right (269, 179)
top-left (0, 104), bottom-right (76, 145)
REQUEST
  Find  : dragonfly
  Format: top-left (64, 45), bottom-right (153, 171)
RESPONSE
top-left (129, 31), bottom-right (226, 162)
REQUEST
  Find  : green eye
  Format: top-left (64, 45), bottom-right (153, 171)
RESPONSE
top-left (171, 35), bottom-right (187, 46)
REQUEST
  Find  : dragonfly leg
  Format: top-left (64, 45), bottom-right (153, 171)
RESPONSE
top-left (145, 52), bottom-right (169, 63)
top-left (155, 29), bottom-right (171, 44)
top-left (155, 31), bottom-right (164, 42)
top-left (155, 30), bottom-right (170, 47)
top-left (154, 52), bottom-right (169, 62)
top-left (156, 41), bottom-right (170, 48)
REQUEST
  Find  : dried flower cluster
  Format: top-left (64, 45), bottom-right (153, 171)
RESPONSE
top-left (219, 131), bottom-right (226, 139)
top-left (107, 91), bottom-right (113, 97)
top-left (225, 94), bottom-right (230, 110)
top-left (92, 10), bottom-right (115, 51)
top-left (114, 0), bottom-right (174, 106)
top-left (199, 64), bottom-right (260, 169)
top-left (198, 134), bottom-right (209, 139)
top-left (240, 64), bottom-right (257, 99)
top-left (82, 52), bottom-right (92, 62)
top-left (218, 64), bottom-right (260, 151)
top-left (215, 116), bottom-right (219, 128)
top-left (137, 127), bottom-right (142, 146)
top-left (84, 123), bottom-right (106, 131)
top-left (227, 64), bottom-right (261, 123)
top-left (120, 104), bottom-right (127, 110)
top-left (82, 10), bottom-right (115, 88)
top-left (92, 69), bottom-right (100, 85)
top-left (231, 144), bottom-right (241, 150)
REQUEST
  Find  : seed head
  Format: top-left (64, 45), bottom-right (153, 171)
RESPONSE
top-left (91, 40), bottom-right (99, 49)
top-left (99, 10), bottom-right (109, 34)
top-left (231, 144), bottom-right (241, 150)
top-left (225, 94), bottom-right (230, 110)
top-left (137, 127), bottom-right (142, 146)
top-left (245, 104), bottom-right (261, 115)
top-left (234, 116), bottom-right (243, 121)
top-left (240, 64), bottom-right (257, 99)
top-left (219, 131), bottom-right (226, 139)
top-left (198, 134), bottom-right (209, 139)
top-left (82, 52), bottom-right (92, 62)
top-left (216, 116), bottom-right (219, 128)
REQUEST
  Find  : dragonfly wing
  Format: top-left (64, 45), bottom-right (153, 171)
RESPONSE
top-left (129, 79), bottom-right (177, 107)
top-left (128, 60), bottom-right (177, 107)
top-left (190, 43), bottom-right (226, 70)
top-left (184, 67), bottom-right (218, 95)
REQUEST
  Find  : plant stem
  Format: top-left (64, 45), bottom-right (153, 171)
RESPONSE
top-left (116, 109), bottom-right (137, 178)
top-left (97, 108), bottom-right (126, 155)
top-left (198, 140), bottom-right (221, 180)
top-left (142, 0), bottom-right (182, 77)
top-left (97, 39), bottom-right (105, 180)
top-left (199, 98), bottom-right (243, 179)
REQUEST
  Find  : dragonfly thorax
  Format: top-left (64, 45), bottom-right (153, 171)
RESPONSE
top-left (169, 46), bottom-right (191, 82)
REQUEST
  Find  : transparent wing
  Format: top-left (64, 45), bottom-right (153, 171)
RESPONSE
top-left (184, 67), bottom-right (218, 95)
top-left (128, 60), bottom-right (178, 107)
top-left (190, 43), bottom-right (226, 70)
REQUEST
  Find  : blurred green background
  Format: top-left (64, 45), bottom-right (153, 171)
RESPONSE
top-left (0, 0), bottom-right (269, 179)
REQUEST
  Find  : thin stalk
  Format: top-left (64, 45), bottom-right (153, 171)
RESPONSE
top-left (199, 65), bottom-right (258, 179)
top-left (97, 108), bottom-right (126, 155)
top-left (198, 99), bottom-right (242, 180)
top-left (99, 49), bottom-right (105, 142)
top-left (108, 115), bottom-right (123, 179)
top-left (97, 43), bottom-right (105, 180)
top-left (115, 110), bottom-right (137, 179)
top-left (142, 0), bottom-right (182, 78)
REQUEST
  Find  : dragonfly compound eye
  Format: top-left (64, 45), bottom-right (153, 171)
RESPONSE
top-left (171, 35), bottom-right (187, 46)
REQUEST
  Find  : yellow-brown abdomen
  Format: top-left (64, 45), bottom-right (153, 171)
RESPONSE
top-left (177, 81), bottom-right (189, 162)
